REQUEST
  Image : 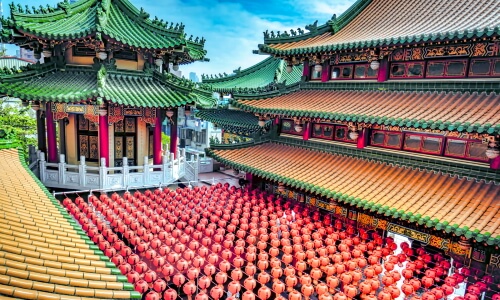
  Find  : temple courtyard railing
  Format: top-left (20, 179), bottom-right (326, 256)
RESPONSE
top-left (35, 149), bottom-right (199, 190)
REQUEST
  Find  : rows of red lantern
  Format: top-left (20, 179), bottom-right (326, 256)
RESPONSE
top-left (64, 184), bottom-right (499, 300)
top-left (63, 196), bottom-right (179, 299)
top-left (98, 184), bottom-right (397, 300)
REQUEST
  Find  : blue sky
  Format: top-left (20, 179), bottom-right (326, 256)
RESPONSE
top-left (4, 0), bottom-right (355, 78)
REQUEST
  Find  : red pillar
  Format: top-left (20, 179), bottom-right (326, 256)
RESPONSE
top-left (274, 117), bottom-right (280, 125)
top-left (99, 114), bottom-right (109, 167)
top-left (491, 156), bottom-right (500, 170)
top-left (169, 108), bottom-right (178, 159)
top-left (321, 62), bottom-right (330, 82)
top-left (245, 172), bottom-right (253, 188)
top-left (45, 103), bottom-right (58, 163)
top-left (356, 128), bottom-right (369, 149)
top-left (303, 122), bottom-right (311, 141)
top-left (302, 60), bottom-right (310, 78)
top-left (153, 109), bottom-right (162, 165)
top-left (377, 58), bottom-right (389, 82)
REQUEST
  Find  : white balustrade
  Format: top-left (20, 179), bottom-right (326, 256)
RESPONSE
top-left (36, 150), bottom-right (189, 190)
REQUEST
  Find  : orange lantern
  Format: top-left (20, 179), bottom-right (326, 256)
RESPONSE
top-left (272, 280), bottom-right (286, 294)
top-left (228, 281), bottom-right (241, 295)
top-left (183, 281), bottom-right (197, 300)
top-left (172, 273), bottom-right (185, 287)
top-left (316, 282), bottom-right (329, 295)
top-left (258, 272), bottom-right (271, 285)
top-left (285, 275), bottom-right (298, 292)
top-left (244, 277), bottom-right (257, 291)
top-left (198, 276), bottom-right (211, 292)
top-left (258, 286), bottom-right (272, 300)
top-left (163, 288), bottom-right (177, 300)
top-left (231, 268), bottom-right (243, 281)
top-left (210, 285), bottom-right (224, 300)
top-left (310, 268), bottom-right (323, 284)
top-left (302, 283), bottom-right (315, 299)
top-left (327, 275), bottom-right (340, 293)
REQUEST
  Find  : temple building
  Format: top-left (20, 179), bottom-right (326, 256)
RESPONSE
top-left (0, 0), bottom-right (498, 299)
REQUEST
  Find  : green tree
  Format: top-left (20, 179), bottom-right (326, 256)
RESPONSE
top-left (0, 99), bottom-right (37, 158)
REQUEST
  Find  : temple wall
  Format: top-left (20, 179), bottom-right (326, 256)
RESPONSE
top-left (65, 50), bottom-right (93, 65)
top-left (136, 119), bottom-right (146, 166)
top-left (66, 114), bottom-right (78, 165)
top-left (108, 125), bottom-right (114, 167)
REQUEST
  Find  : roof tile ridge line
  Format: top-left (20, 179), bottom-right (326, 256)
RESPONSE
top-left (10, 0), bottom-right (95, 19)
top-left (96, 0), bottom-right (112, 37)
top-left (113, 0), bottom-right (185, 38)
top-left (262, 22), bottom-right (332, 45)
top-left (332, 0), bottom-right (372, 32)
top-left (202, 56), bottom-right (277, 83)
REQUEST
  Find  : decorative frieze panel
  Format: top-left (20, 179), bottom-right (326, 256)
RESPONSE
top-left (391, 42), bottom-right (498, 62)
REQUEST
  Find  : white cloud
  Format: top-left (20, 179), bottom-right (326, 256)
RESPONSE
top-left (291, 0), bottom-right (356, 20)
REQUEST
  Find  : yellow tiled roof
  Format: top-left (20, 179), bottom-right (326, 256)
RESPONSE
top-left (0, 149), bottom-right (139, 299)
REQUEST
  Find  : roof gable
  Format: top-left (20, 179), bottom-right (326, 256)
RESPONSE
top-left (260, 0), bottom-right (500, 55)
top-left (201, 57), bottom-right (302, 93)
top-left (2, 0), bottom-right (206, 57)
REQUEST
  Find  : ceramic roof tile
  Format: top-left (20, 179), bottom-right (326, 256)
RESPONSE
top-left (208, 143), bottom-right (500, 242)
top-left (0, 149), bottom-right (140, 299)
top-left (235, 90), bottom-right (500, 134)
top-left (0, 69), bottom-right (215, 108)
top-left (201, 57), bottom-right (302, 92)
top-left (261, 0), bottom-right (500, 54)
top-left (4, 0), bottom-right (206, 59)
top-left (195, 109), bottom-right (270, 134)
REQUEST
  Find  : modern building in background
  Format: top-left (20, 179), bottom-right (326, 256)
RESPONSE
top-left (189, 71), bottom-right (199, 82)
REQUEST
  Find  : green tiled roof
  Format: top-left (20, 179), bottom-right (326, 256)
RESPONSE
top-left (201, 57), bottom-right (302, 93)
top-left (0, 67), bottom-right (216, 108)
top-left (2, 0), bottom-right (207, 61)
top-left (195, 109), bottom-right (270, 135)
top-left (8, 0), bottom-right (96, 40)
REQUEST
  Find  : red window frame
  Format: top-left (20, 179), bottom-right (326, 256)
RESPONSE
top-left (468, 58), bottom-right (500, 77)
top-left (389, 61), bottom-right (425, 79)
top-left (353, 63), bottom-right (378, 79)
top-left (280, 119), bottom-right (303, 136)
top-left (403, 133), bottom-right (444, 155)
top-left (370, 130), bottom-right (403, 149)
top-left (426, 59), bottom-right (468, 78)
top-left (330, 64), bottom-right (354, 80)
top-left (444, 137), bottom-right (489, 162)
top-left (312, 123), bottom-right (334, 140)
top-left (333, 125), bottom-right (357, 144)
top-left (310, 66), bottom-right (322, 81)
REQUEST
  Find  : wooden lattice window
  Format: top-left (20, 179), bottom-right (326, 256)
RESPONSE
top-left (77, 115), bottom-right (99, 161)
top-left (445, 138), bottom-right (488, 162)
top-left (389, 62), bottom-right (425, 78)
top-left (403, 133), bottom-right (444, 155)
top-left (369, 130), bottom-right (403, 149)
top-left (426, 59), bottom-right (467, 78)
top-left (114, 117), bottom-right (137, 166)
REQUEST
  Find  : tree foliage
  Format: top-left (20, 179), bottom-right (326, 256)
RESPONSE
top-left (0, 99), bottom-right (37, 158)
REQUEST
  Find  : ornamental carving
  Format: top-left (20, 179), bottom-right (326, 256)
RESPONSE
top-left (139, 108), bottom-right (157, 126)
top-left (108, 105), bottom-right (124, 125)
top-left (84, 105), bottom-right (99, 125)
top-left (449, 242), bottom-right (469, 256)
top-left (490, 253), bottom-right (500, 269)
top-left (338, 52), bottom-right (368, 63)
top-left (424, 44), bottom-right (472, 58)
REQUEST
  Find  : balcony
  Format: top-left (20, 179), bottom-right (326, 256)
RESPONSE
top-left (35, 149), bottom-right (198, 191)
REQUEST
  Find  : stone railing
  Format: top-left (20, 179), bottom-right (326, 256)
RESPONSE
top-left (37, 150), bottom-right (188, 190)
